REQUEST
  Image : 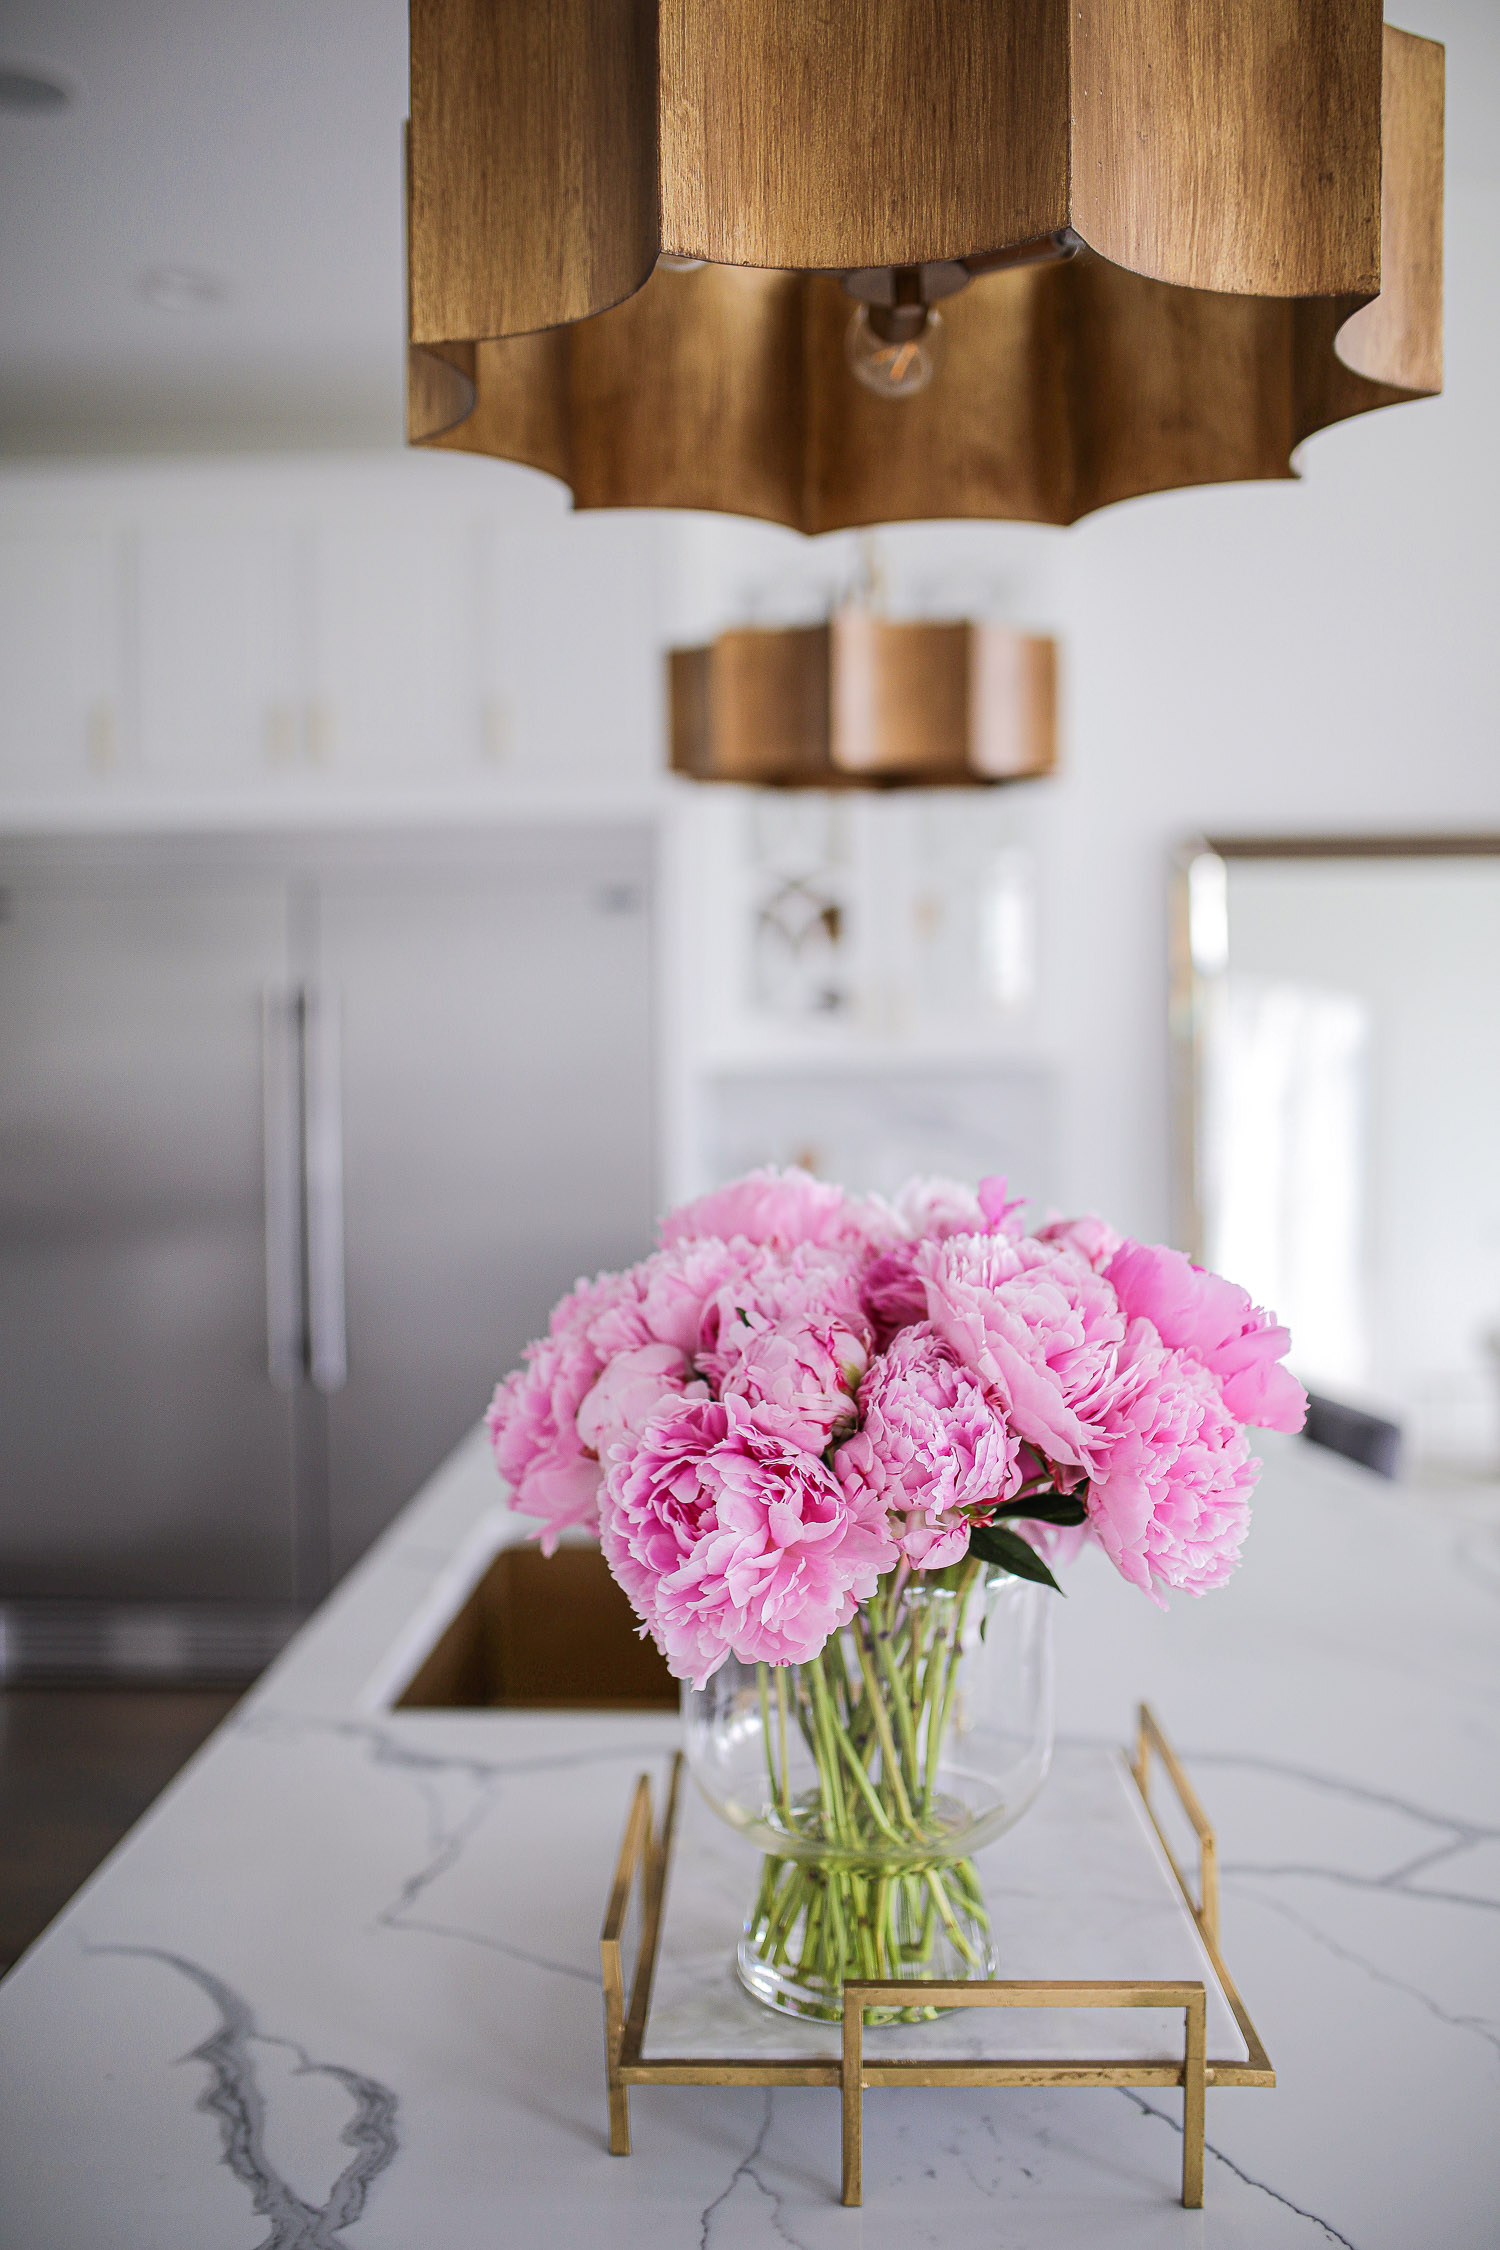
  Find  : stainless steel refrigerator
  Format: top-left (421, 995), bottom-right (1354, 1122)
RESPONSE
top-left (0, 826), bottom-right (656, 1677)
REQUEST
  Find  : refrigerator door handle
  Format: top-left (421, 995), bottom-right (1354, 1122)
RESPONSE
top-left (301, 984), bottom-right (348, 1393)
top-left (261, 989), bottom-right (306, 1392)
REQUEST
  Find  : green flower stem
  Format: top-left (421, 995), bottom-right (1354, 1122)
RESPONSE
top-left (869, 1595), bottom-right (922, 1801)
top-left (806, 1661), bottom-right (848, 1840)
top-left (920, 1617), bottom-right (956, 1819)
top-left (811, 1655), bottom-right (903, 1846)
top-left (907, 1599), bottom-right (928, 1727)
top-left (849, 1873), bottom-right (878, 1978)
top-left (740, 1570), bottom-right (1001, 2018)
top-left (851, 1618), bottom-right (923, 1836)
top-left (933, 1559), bottom-right (983, 1765)
top-left (798, 1882), bottom-right (823, 1970)
top-left (924, 1868), bottom-right (981, 1967)
top-left (757, 1664), bottom-right (782, 1809)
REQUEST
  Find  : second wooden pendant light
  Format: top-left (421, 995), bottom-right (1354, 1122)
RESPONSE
top-left (670, 616), bottom-right (1058, 791)
top-left (407, 0), bottom-right (1444, 531)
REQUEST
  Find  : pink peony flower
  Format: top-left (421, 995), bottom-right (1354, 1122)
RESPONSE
top-left (486, 1328), bottom-right (605, 1552)
top-left (542, 1241), bottom-right (760, 1369)
top-left (862, 1176), bottom-right (1005, 1342)
top-left (1086, 1320), bottom-right (1260, 1601)
top-left (1105, 1240), bottom-right (1308, 1433)
top-left (545, 1263), bottom-right (646, 1352)
top-left (660, 1165), bottom-right (891, 1255)
top-left (488, 1172), bottom-right (1299, 1620)
top-left (977, 1175), bottom-right (1029, 1236)
top-left (716, 1325), bottom-right (864, 1450)
top-left (835, 1325), bottom-right (1022, 1569)
top-left (600, 1395), bottom-right (898, 1683)
top-left (700, 1244), bottom-right (872, 1448)
top-left (917, 1233), bottom-right (1127, 1473)
top-left (624, 1237), bottom-right (759, 1357)
top-left (487, 1261), bottom-right (680, 1548)
top-left (860, 1244), bottom-right (929, 1344)
top-left (1035, 1213), bottom-right (1124, 1271)
top-left (887, 1175), bottom-right (988, 1239)
top-left (575, 1343), bottom-right (708, 1460)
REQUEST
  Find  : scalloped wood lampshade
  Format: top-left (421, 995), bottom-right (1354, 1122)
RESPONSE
top-left (669, 614), bottom-right (1058, 789)
top-left (407, 1), bottom-right (1444, 531)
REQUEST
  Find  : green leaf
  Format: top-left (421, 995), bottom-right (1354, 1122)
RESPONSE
top-left (966, 1523), bottom-right (1064, 1593)
top-left (988, 1492), bottom-right (1087, 1528)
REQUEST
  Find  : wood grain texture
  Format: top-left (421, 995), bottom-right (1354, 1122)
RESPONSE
top-left (411, 1), bottom-right (1418, 338)
top-left (409, 17), bottom-right (1442, 528)
top-left (805, 266), bottom-right (1074, 531)
top-left (831, 614), bottom-right (971, 781)
top-left (1068, 254), bottom-right (1297, 521)
top-left (656, 0), bottom-right (1068, 270)
top-left (418, 226), bottom-right (1439, 527)
top-left (422, 331), bottom-right (572, 480)
top-left (710, 626), bottom-right (832, 786)
top-left (1336, 26), bottom-right (1444, 394)
top-left (670, 614), bottom-right (1058, 788)
top-left (406, 342), bottom-right (476, 444)
top-left (1071, 0), bottom-right (1384, 297)
top-left (408, 0), bottom-right (658, 344)
top-left (970, 630), bottom-right (1057, 781)
top-left (570, 263), bottom-right (804, 521)
top-left (667, 647), bottom-right (713, 779)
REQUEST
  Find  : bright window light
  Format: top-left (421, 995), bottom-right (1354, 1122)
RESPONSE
top-left (1205, 977), bottom-right (1369, 1394)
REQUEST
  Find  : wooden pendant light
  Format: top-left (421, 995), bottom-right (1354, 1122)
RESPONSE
top-left (407, 2), bottom-right (1443, 531)
top-left (669, 615), bottom-right (1058, 789)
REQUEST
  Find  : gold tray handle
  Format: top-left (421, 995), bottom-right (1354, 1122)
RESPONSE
top-left (1133, 1701), bottom-right (1220, 1946)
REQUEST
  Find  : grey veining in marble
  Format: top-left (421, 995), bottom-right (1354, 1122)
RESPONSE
top-left (87, 1946), bottom-right (399, 2250)
top-left (0, 1426), bottom-right (1495, 2248)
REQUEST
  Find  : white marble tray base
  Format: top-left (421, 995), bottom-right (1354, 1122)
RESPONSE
top-left (643, 1744), bottom-right (1252, 2066)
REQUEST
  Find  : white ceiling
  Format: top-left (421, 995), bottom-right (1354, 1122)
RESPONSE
top-left (0, 0), bottom-right (1494, 462)
top-left (0, 0), bottom-right (408, 453)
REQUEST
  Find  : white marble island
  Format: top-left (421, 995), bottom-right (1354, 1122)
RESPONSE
top-left (1, 1430), bottom-right (1496, 2250)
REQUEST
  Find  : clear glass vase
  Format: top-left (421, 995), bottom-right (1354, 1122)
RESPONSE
top-left (682, 1562), bottom-right (1055, 2023)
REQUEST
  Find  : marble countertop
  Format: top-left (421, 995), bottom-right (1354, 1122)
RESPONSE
top-left (1, 1426), bottom-right (1495, 2249)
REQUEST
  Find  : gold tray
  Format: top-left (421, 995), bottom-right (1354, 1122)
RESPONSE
top-left (601, 1703), bottom-right (1272, 2210)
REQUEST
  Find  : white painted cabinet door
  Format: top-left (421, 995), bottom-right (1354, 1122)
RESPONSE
top-left (136, 524), bottom-right (307, 784)
top-left (0, 532), bottom-right (122, 792)
top-left (310, 519), bottom-right (477, 781)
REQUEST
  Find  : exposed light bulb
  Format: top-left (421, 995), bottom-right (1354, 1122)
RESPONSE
top-left (844, 301), bottom-right (944, 399)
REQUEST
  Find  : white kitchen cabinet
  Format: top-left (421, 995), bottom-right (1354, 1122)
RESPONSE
top-left (136, 523), bottom-right (308, 784)
top-left (0, 531), bottom-right (124, 793)
top-left (0, 465), bottom-right (675, 806)
top-left (310, 518), bottom-right (479, 781)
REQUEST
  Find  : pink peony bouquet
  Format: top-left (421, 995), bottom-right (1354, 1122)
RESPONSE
top-left (487, 1166), bottom-right (1306, 1686)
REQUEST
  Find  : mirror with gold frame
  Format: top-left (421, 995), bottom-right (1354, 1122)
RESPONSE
top-left (1171, 835), bottom-right (1500, 1479)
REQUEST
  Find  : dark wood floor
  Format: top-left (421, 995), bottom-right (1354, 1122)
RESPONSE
top-left (0, 1688), bottom-right (238, 1973)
